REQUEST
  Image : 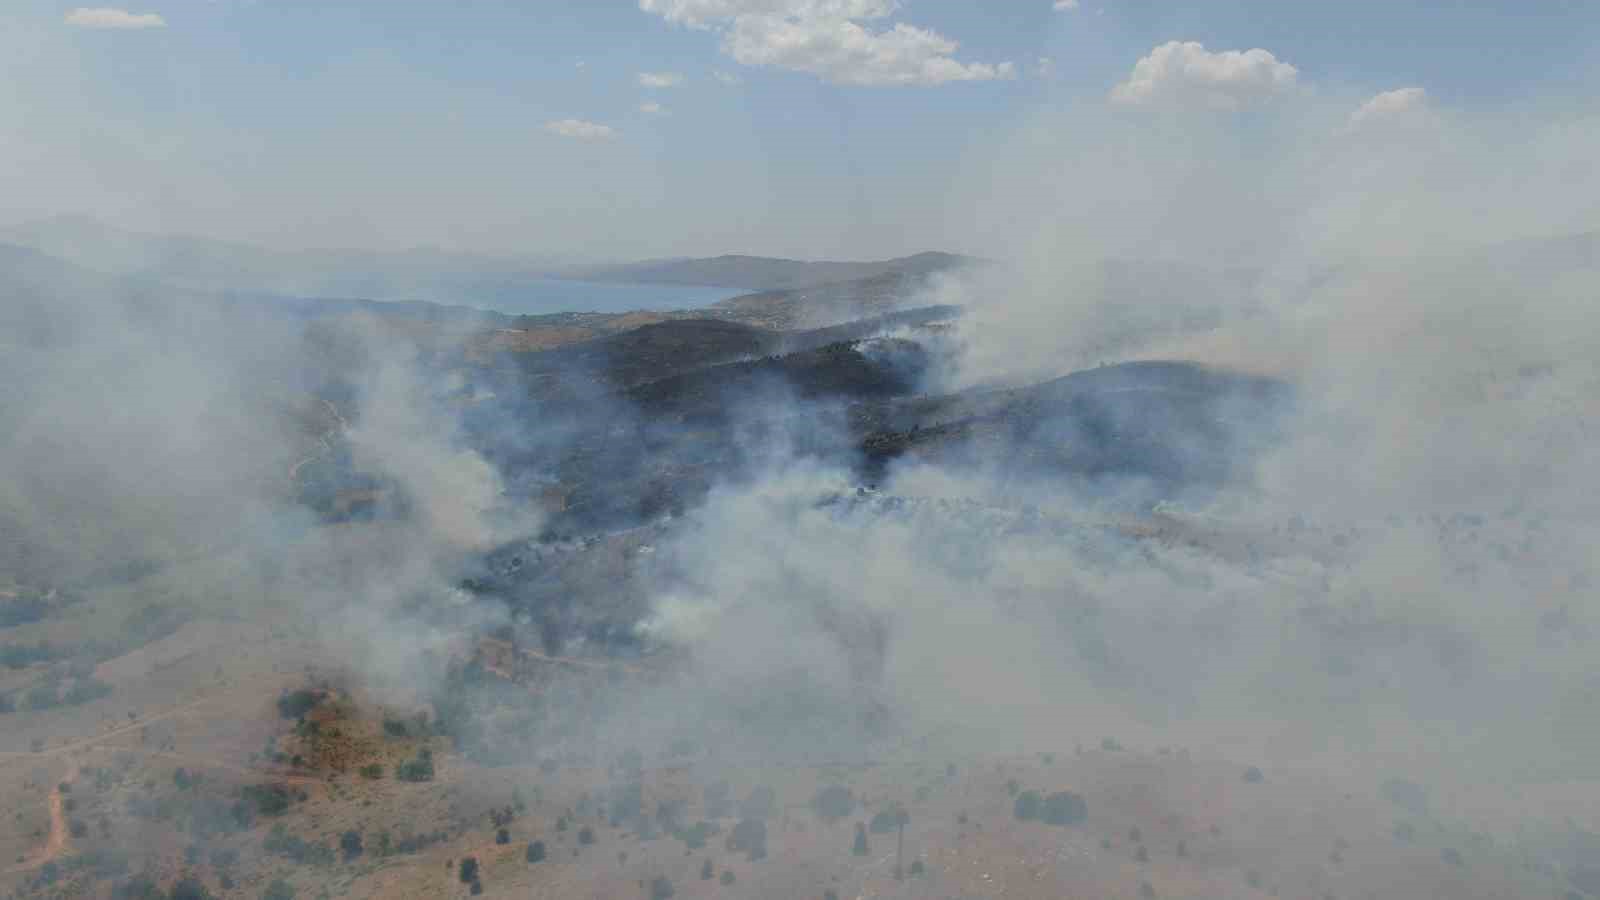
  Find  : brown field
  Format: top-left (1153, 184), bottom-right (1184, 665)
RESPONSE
top-left (0, 601), bottom-right (1589, 900)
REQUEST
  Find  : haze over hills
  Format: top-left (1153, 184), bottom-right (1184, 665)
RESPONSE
top-left (6, 219), bottom-right (1600, 900)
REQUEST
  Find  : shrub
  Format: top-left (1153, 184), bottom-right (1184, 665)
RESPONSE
top-left (458, 856), bottom-right (479, 884)
top-left (276, 689), bottom-right (322, 720)
top-left (852, 822), bottom-right (870, 856)
top-left (578, 826), bottom-right (595, 845)
top-left (263, 823), bottom-right (334, 865)
top-left (1014, 791), bottom-right (1042, 821)
top-left (729, 818), bottom-right (767, 860)
top-left (238, 784), bottom-right (292, 819)
top-left (812, 785), bottom-right (854, 821)
top-left (703, 781), bottom-right (731, 819)
top-left (650, 875), bottom-right (675, 899)
top-left (1243, 766), bottom-right (1265, 784)
top-left (496, 828), bottom-right (510, 845)
top-left (396, 748), bottom-right (434, 782)
top-left (169, 876), bottom-right (213, 900)
top-left (359, 763), bottom-right (383, 779)
top-left (675, 820), bottom-right (718, 850)
top-left (870, 808), bottom-right (909, 834)
top-left (1042, 792), bottom-right (1087, 826)
top-left (526, 840), bottom-right (545, 863)
top-left (701, 859), bottom-right (713, 880)
top-left (720, 870), bottom-right (735, 886)
top-left (340, 829), bottom-right (363, 861)
top-left (609, 782), bottom-right (643, 826)
top-left (63, 678), bottom-right (113, 706)
top-left (739, 785), bottom-right (776, 820)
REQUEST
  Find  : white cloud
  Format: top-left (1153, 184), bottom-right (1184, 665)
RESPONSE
top-left (1035, 56), bottom-right (1055, 78)
top-left (639, 101), bottom-right (668, 115)
top-left (639, 71), bottom-right (685, 88)
top-left (1349, 86), bottom-right (1428, 126)
top-left (64, 7), bottom-right (166, 29)
top-left (712, 69), bottom-right (742, 85)
top-left (1110, 40), bottom-right (1298, 109)
top-left (1053, 0), bottom-right (1079, 9)
top-left (640, 0), bottom-right (1014, 87)
top-left (543, 119), bottom-right (617, 140)
top-left (642, 0), bottom-right (896, 27)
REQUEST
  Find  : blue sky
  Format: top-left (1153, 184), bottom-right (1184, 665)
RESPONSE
top-left (4, 1), bottom-right (1597, 260)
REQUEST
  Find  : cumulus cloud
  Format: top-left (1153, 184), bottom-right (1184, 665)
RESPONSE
top-left (1349, 86), bottom-right (1428, 126)
top-left (1111, 40), bottom-right (1298, 109)
top-left (64, 7), bottom-right (166, 29)
top-left (640, 0), bottom-right (1014, 87)
top-left (543, 119), bottom-right (617, 140)
top-left (1053, 0), bottom-right (1079, 9)
top-left (638, 71), bottom-right (684, 88)
top-left (711, 68), bottom-right (742, 85)
top-left (638, 101), bottom-right (668, 115)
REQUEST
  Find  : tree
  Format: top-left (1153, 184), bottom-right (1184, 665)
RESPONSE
top-left (578, 826), bottom-right (595, 845)
top-left (262, 880), bottom-right (295, 900)
top-left (526, 840), bottom-right (546, 863)
top-left (650, 875), bottom-right (675, 899)
top-left (340, 829), bottom-right (363, 861)
top-left (701, 859), bottom-right (713, 880)
top-left (459, 856), bottom-right (479, 884)
top-left (852, 822), bottom-right (870, 856)
top-left (719, 870), bottom-right (735, 886)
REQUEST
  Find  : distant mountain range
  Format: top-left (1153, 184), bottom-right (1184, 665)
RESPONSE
top-left (558, 250), bottom-right (983, 291)
top-left (0, 217), bottom-right (982, 303)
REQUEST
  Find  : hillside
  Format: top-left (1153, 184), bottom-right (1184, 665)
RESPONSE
top-left (7, 232), bottom-right (1600, 900)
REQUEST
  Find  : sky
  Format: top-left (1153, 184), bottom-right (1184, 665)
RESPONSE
top-left (3, 0), bottom-right (1598, 260)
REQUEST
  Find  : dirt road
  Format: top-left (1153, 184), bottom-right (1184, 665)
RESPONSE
top-left (5, 765), bottom-right (75, 874)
